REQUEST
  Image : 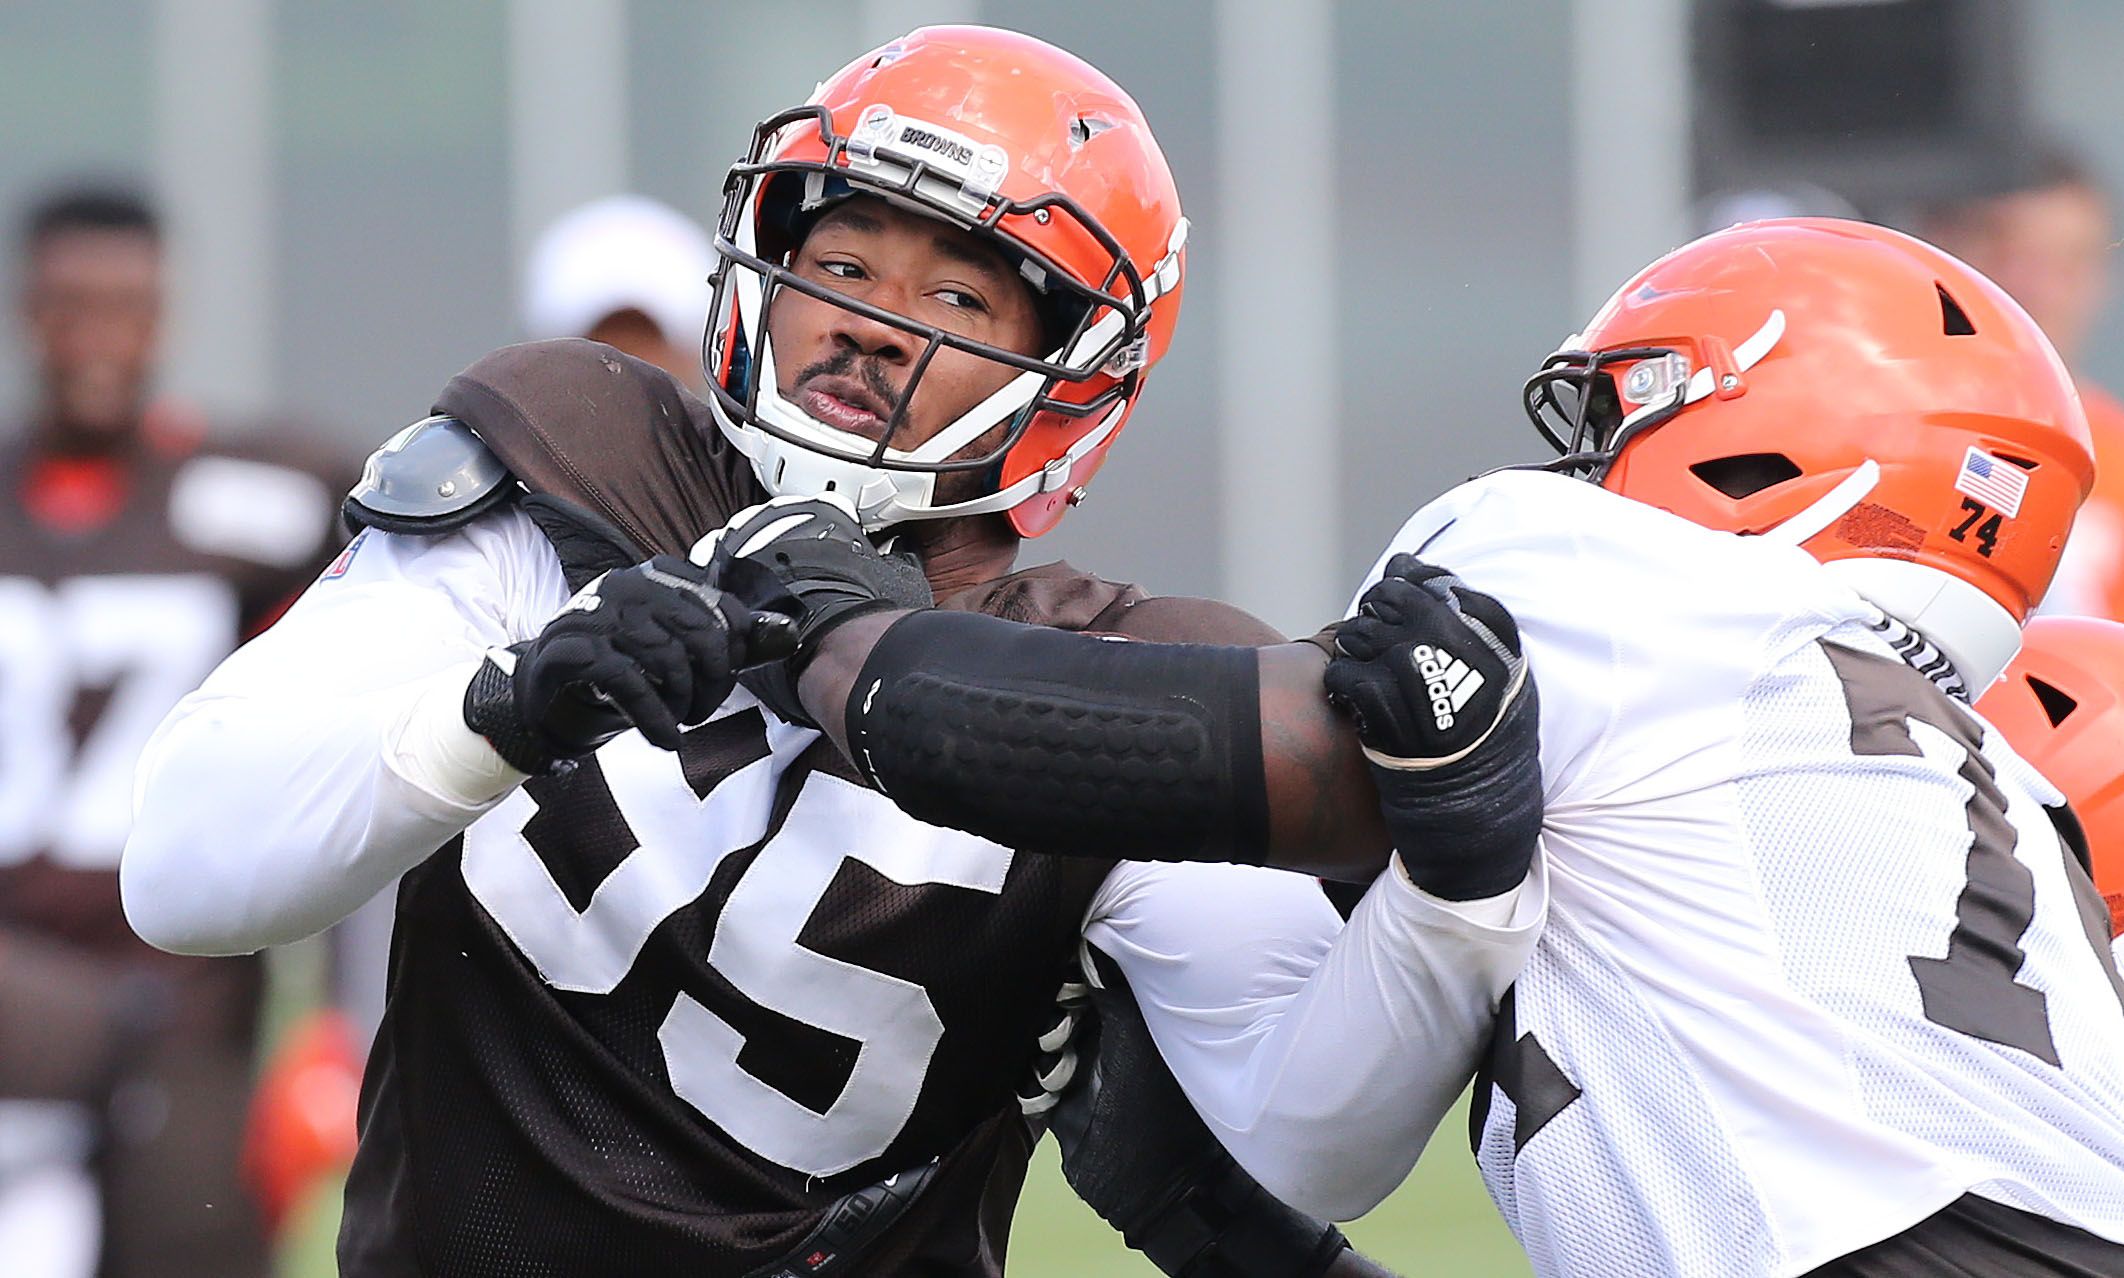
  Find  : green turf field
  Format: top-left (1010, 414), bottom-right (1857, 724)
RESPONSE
top-left (1005, 1091), bottom-right (1528, 1277)
top-left (282, 1091), bottom-right (1527, 1276)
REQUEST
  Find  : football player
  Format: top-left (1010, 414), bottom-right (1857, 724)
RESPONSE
top-left (121, 27), bottom-right (1538, 1277)
top-left (1977, 614), bottom-right (2124, 937)
top-left (0, 186), bottom-right (343, 1278)
top-left (743, 218), bottom-right (2124, 1274)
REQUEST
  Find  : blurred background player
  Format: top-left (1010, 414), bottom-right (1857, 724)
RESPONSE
top-left (520, 193), bottom-right (715, 388)
top-left (1915, 144), bottom-right (2124, 620)
top-left (0, 184), bottom-right (344, 1278)
top-left (1977, 614), bottom-right (2124, 936)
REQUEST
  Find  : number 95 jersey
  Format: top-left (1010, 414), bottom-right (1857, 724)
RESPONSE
top-left (1371, 471), bottom-right (2124, 1278)
top-left (330, 509), bottom-right (1148, 1278)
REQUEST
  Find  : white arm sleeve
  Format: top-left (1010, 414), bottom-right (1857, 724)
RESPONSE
top-left (121, 508), bottom-right (565, 955)
top-left (1083, 854), bottom-right (1546, 1221)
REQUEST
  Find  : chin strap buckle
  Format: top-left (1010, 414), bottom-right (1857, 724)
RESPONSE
top-left (1104, 334), bottom-right (1150, 376)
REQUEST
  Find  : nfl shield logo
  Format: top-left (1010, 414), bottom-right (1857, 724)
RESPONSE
top-left (322, 529), bottom-right (367, 580)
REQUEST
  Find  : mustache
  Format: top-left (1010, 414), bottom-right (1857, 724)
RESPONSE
top-left (792, 347), bottom-right (905, 415)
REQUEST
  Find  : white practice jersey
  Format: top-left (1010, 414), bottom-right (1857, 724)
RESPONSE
top-left (1365, 470), bottom-right (2124, 1277)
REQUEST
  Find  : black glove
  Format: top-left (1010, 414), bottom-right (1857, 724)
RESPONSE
top-left (1051, 951), bottom-right (1350, 1278)
top-left (463, 554), bottom-right (796, 772)
top-left (699, 495), bottom-right (933, 727)
top-left (1323, 553), bottom-right (1543, 900)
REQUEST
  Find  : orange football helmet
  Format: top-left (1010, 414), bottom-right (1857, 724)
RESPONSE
top-left (705, 25), bottom-right (1188, 536)
top-left (1977, 615), bottom-right (2124, 936)
top-left (1526, 218), bottom-right (2094, 687)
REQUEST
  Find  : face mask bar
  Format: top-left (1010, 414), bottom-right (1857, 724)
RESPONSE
top-left (706, 104), bottom-right (1156, 475)
top-left (1522, 310), bottom-right (1786, 483)
top-left (1522, 344), bottom-right (1690, 482)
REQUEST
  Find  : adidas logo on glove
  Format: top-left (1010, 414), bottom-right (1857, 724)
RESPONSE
top-left (1411, 643), bottom-right (1485, 730)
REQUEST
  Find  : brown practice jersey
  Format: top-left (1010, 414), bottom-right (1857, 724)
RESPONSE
top-left (337, 342), bottom-right (1279, 1277)
top-left (0, 429), bottom-right (343, 1278)
top-left (0, 432), bottom-right (342, 962)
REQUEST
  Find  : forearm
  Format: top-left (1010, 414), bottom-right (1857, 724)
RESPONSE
top-left (1102, 860), bottom-right (1545, 1221)
top-left (798, 607), bottom-right (912, 758)
top-left (124, 665), bottom-right (510, 955)
top-left (1257, 643), bottom-right (1393, 877)
top-left (799, 610), bottom-right (1391, 877)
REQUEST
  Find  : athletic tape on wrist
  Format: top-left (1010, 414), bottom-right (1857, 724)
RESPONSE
top-left (389, 662), bottom-right (528, 808)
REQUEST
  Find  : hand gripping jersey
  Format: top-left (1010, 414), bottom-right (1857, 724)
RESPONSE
top-left (1369, 471), bottom-right (2124, 1278)
top-left (281, 344), bottom-right (1285, 1276)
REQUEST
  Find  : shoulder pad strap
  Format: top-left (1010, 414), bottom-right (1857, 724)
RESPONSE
top-left (343, 415), bottom-right (516, 535)
top-left (517, 493), bottom-right (643, 593)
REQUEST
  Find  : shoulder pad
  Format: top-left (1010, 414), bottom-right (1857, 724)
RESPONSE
top-left (343, 415), bottom-right (516, 535)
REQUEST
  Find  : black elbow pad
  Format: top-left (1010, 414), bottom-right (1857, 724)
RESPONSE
top-left (845, 610), bottom-right (1269, 864)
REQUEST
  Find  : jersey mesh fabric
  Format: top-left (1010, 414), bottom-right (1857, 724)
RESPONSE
top-left (1475, 610), bottom-right (2124, 1277)
top-left (1478, 919), bottom-right (1778, 1277)
top-left (1739, 622), bottom-right (2124, 1235)
top-left (1411, 471), bottom-right (2124, 1277)
top-left (332, 543), bottom-right (1254, 1276)
top-left (343, 757), bottom-right (1101, 1276)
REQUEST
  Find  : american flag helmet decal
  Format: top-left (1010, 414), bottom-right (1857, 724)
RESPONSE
top-left (1954, 446), bottom-right (2030, 518)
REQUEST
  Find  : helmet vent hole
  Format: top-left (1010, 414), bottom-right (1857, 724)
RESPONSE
top-left (1937, 284), bottom-right (1977, 336)
top-left (1689, 452), bottom-right (1802, 499)
top-left (2028, 675), bottom-right (2079, 727)
top-left (1995, 452), bottom-right (2038, 471)
top-left (1069, 116), bottom-right (1117, 148)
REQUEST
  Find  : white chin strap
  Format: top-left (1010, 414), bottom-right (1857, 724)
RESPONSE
top-left (1757, 459), bottom-right (1881, 549)
top-left (711, 282), bottom-right (1131, 529)
top-left (713, 391), bottom-right (1125, 531)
